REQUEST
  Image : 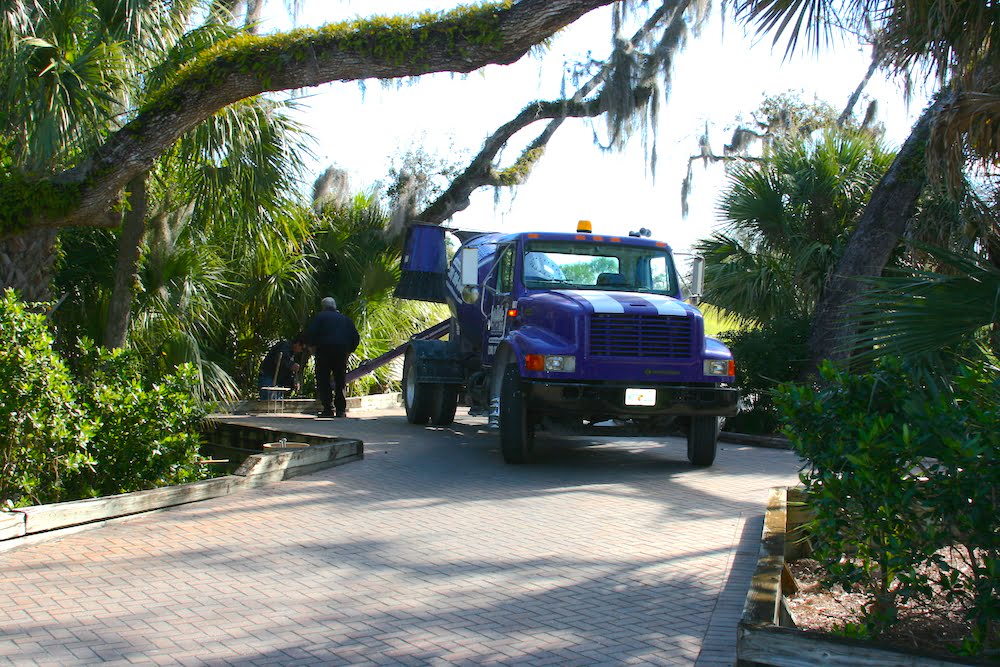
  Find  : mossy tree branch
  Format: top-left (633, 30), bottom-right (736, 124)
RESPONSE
top-left (5, 0), bottom-right (616, 238)
top-left (417, 98), bottom-right (602, 224)
top-left (416, 0), bottom-right (686, 226)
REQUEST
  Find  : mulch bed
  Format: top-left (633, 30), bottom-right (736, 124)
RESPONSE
top-left (785, 554), bottom-right (989, 661)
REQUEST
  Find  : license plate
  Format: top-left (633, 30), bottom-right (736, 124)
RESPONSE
top-left (625, 388), bottom-right (656, 406)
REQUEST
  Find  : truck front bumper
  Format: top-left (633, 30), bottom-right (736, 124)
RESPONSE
top-left (524, 380), bottom-right (739, 418)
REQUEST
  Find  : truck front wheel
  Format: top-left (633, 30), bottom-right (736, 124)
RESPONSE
top-left (687, 416), bottom-right (719, 467)
top-left (499, 363), bottom-right (534, 464)
top-left (403, 348), bottom-right (432, 424)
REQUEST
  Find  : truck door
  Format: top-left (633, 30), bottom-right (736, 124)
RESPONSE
top-left (482, 244), bottom-right (516, 367)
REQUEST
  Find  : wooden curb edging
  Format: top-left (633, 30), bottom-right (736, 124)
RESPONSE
top-left (219, 392), bottom-right (403, 415)
top-left (0, 437), bottom-right (362, 553)
top-left (736, 486), bottom-right (985, 667)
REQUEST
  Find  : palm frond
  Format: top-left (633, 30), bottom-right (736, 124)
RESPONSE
top-left (929, 91), bottom-right (1000, 194)
top-left (847, 244), bottom-right (1000, 362)
top-left (735, 0), bottom-right (860, 59)
top-left (706, 127), bottom-right (895, 322)
top-left (695, 232), bottom-right (804, 324)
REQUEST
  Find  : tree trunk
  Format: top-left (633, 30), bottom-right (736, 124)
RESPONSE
top-left (808, 93), bottom-right (950, 372)
top-left (0, 227), bottom-right (59, 302)
top-left (103, 174), bottom-right (148, 349)
top-left (838, 43), bottom-right (880, 126)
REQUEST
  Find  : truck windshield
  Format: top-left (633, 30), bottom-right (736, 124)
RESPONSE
top-left (522, 241), bottom-right (677, 295)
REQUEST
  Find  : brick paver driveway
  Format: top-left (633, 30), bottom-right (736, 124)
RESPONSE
top-left (0, 408), bottom-right (801, 666)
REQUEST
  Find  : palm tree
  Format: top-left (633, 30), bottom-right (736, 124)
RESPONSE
top-left (697, 128), bottom-right (895, 324)
top-left (22, 0), bottom-right (316, 397)
top-left (735, 0), bottom-right (1000, 366)
top-left (311, 188), bottom-right (449, 397)
top-left (0, 0), bottom-right (159, 302)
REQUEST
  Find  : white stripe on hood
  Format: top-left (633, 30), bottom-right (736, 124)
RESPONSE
top-left (556, 290), bottom-right (624, 313)
top-left (555, 290), bottom-right (688, 316)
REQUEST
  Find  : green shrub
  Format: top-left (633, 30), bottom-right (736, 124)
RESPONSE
top-left (776, 358), bottom-right (999, 653)
top-left (918, 366), bottom-right (999, 655)
top-left (0, 289), bottom-right (94, 507)
top-left (719, 315), bottom-right (810, 434)
top-left (67, 341), bottom-right (209, 498)
top-left (1, 290), bottom-right (210, 507)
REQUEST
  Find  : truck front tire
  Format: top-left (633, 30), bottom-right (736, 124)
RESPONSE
top-left (499, 363), bottom-right (535, 463)
top-left (687, 416), bottom-right (719, 466)
top-left (403, 348), bottom-right (432, 424)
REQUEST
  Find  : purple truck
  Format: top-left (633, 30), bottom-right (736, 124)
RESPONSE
top-left (395, 221), bottom-right (739, 466)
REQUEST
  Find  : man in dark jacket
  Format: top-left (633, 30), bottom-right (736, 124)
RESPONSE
top-left (258, 337), bottom-right (306, 400)
top-left (304, 296), bottom-right (360, 418)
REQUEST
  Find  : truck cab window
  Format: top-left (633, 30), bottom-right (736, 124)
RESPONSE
top-left (496, 246), bottom-right (514, 294)
top-left (648, 255), bottom-right (670, 291)
top-left (522, 241), bottom-right (676, 295)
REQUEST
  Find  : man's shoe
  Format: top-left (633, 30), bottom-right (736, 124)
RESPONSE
top-left (336, 412), bottom-right (347, 419)
top-left (316, 410), bottom-right (335, 418)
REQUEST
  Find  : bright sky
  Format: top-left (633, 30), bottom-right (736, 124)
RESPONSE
top-left (261, 2), bottom-right (932, 254)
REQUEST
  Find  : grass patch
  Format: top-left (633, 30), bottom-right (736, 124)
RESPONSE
top-left (700, 303), bottom-right (744, 337)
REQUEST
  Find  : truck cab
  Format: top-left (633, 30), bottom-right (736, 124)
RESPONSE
top-left (398, 222), bottom-right (739, 466)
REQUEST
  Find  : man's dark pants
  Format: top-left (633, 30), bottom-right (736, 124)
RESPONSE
top-left (315, 344), bottom-right (351, 415)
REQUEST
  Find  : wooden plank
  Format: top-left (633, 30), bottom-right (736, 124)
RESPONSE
top-left (0, 511), bottom-right (25, 541)
top-left (740, 486), bottom-right (788, 627)
top-left (202, 420), bottom-right (337, 451)
top-left (235, 440), bottom-right (363, 480)
top-left (9, 434), bottom-right (362, 538)
top-left (781, 563), bottom-right (799, 595)
top-left (784, 486), bottom-right (814, 560)
top-left (20, 477), bottom-right (237, 534)
top-left (737, 624), bottom-right (981, 667)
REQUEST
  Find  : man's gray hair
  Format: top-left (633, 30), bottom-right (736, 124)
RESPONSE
top-left (321, 296), bottom-right (337, 311)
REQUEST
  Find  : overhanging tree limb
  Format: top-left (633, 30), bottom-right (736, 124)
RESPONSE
top-left (416, 99), bottom-right (602, 225)
top-left (415, 0), bottom-right (690, 226)
top-left (6, 0), bottom-right (616, 237)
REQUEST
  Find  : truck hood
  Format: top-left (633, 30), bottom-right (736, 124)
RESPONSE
top-left (550, 289), bottom-right (692, 317)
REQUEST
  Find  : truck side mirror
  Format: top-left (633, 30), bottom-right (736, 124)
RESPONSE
top-left (688, 255), bottom-right (705, 306)
top-left (460, 247), bottom-right (479, 304)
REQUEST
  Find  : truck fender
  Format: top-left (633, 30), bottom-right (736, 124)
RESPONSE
top-left (506, 326), bottom-right (573, 356)
top-left (704, 336), bottom-right (734, 358)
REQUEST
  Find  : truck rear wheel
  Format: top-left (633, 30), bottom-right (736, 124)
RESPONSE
top-left (430, 385), bottom-right (458, 425)
top-left (403, 348), bottom-right (432, 424)
top-left (687, 416), bottom-right (719, 467)
top-left (499, 362), bottom-right (534, 464)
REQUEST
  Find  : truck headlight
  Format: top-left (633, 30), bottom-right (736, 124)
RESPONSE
top-left (704, 359), bottom-right (735, 377)
top-left (525, 354), bottom-right (576, 372)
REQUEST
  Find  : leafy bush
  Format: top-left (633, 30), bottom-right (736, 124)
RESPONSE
top-left (719, 315), bottom-right (810, 434)
top-left (776, 358), bottom-right (999, 653)
top-left (66, 341), bottom-right (208, 498)
top-left (1, 290), bottom-right (209, 507)
top-left (0, 290), bottom-right (94, 507)
top-left (918, 366), bottom-right (1000, 655)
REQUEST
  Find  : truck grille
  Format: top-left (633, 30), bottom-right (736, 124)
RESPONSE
top-left (589, 314), bottom-right (692, 359)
